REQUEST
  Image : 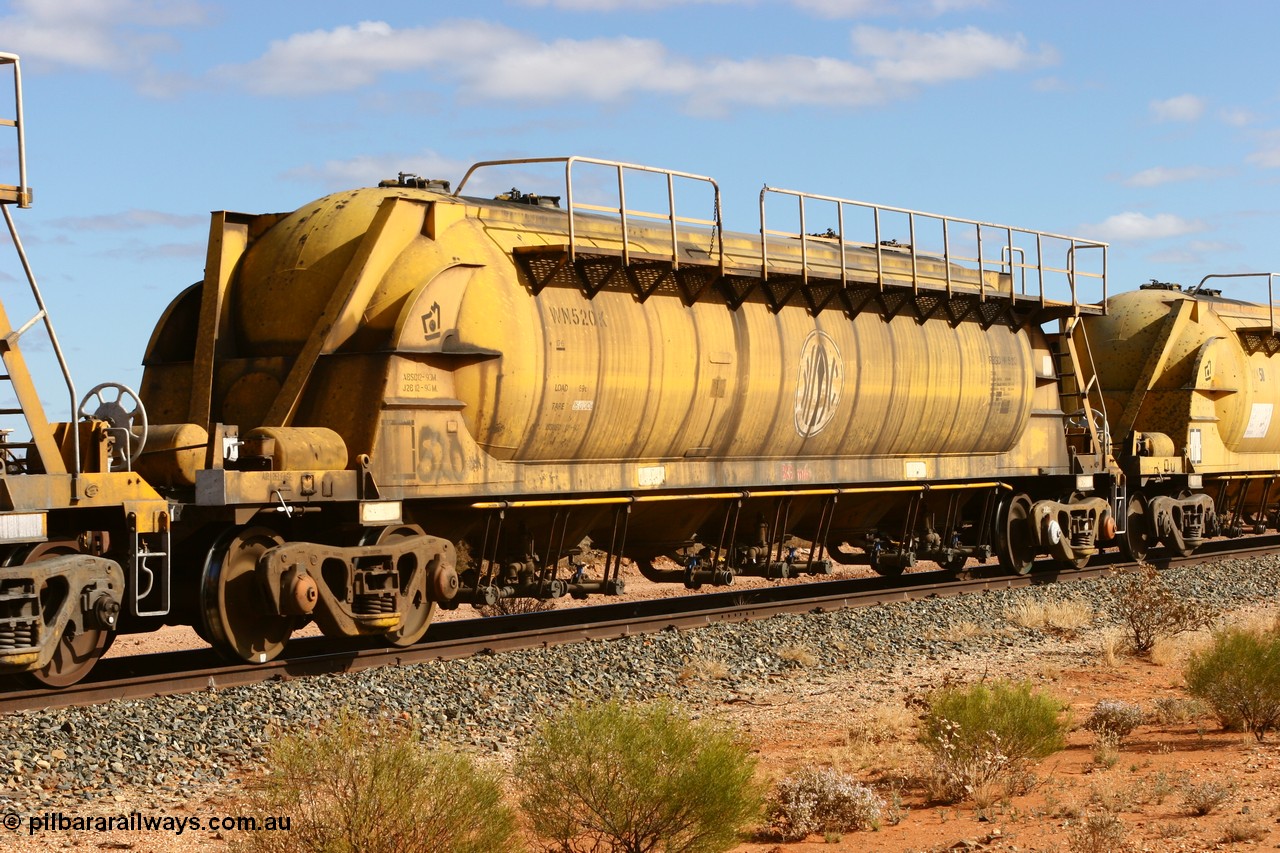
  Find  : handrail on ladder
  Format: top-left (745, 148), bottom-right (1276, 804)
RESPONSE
top-left (0, 52), bottom-right (81, 482)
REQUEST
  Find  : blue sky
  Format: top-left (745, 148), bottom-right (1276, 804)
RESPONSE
top-left (3, 0), bottom-right (1280, 418)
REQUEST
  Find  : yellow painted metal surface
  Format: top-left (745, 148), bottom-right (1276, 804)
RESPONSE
top-left (141, 184), bottom-right (1075, 500)
top-left (1084, 287), bottom-right (1280, 471)
top-left (134, 422), bottom-right (208, 489)
top-left (244, 427), bottom-right (347, 471)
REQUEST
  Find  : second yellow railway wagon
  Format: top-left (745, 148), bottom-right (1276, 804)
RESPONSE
top-left (1082, 277), bottom-right (1280, 559)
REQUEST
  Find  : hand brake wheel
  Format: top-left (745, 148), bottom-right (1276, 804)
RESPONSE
top-left (79, 382), bottom-right (148, 469)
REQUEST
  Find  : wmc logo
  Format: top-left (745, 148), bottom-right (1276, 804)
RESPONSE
top-left (794, 329), bottom-right (843, 437)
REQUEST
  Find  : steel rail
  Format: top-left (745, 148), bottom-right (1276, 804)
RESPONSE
top-left (3, 535), bottom-right (1277, 715)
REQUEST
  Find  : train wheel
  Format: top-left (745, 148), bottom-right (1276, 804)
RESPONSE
top-left (27, 623), bottom-right (112, 689)
top-left (363, 524), bottom-right (438, 648)
top-left (200, 527), bottom-right (293, 664)
top-left (1120, 494), bottom-right (1152, 562)
top-left (9, 542), bottom-right (114, 688)
top-left (995, 493), bottom-right (1035, 575)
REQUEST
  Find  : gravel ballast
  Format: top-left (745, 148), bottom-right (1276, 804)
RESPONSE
top-left (2, 554), bottom-right (1279, 814)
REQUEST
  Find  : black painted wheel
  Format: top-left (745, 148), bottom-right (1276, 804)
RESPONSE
top-left (995, 493), bottom-right (1035, 575)
top-left (200, 527), bottom-right (293, 664)
top-left (10, 542), bottom-right (114, 688)
top-left (1120, 494), bottom-right (1152, 562)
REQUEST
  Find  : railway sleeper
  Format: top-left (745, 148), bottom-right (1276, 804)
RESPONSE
top-left (256, 535), bottom-right (458, 639)
top-left (0, 555), bottom-right (123, 673)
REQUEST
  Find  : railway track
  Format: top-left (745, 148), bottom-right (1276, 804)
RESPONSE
top-left (4, 536), bottom-right (1277, 715)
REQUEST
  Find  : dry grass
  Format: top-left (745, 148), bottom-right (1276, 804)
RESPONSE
top-left (678, 658), bottom-right (732, 682)
top-left (777, 644), bottom-right (818, 667)
top-left (1223, 607), bottom-right (1280, 635)
top-left (1006, 596), bottom-right (1094, 634)
top-left (1068, 810), bottom-right (1130, 853)
top-left (1097, 627), bottom-right (1125, 667)
top-left (1148, 696), bottom-right (1208, 726)
top-left (1090, 731), bottom-right (1121, 770)
top-left (1149, 628), bottom-right (1212, 667)
top-left (833, 704), bottom-right (922, 778)
top-left (1221, 816), bottom-right (1267, 843)
top-left (925, 620), bottom-right (1009, 642)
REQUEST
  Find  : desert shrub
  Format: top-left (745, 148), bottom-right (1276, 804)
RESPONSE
top-left (1148, 696), bottom-right (1208, 726)
top-left (1221, 816), bottom-right (1267, 843)
top-left (1068, 811), bottom-right (1129, 853)
top-left (921, 718), bottom-right (1012, 805)
top-left (1179, 779), bottom-right (1233, 815)
top-left (1184, 626), bottom-right (1280, 741)
top-left (1108, 566), bottom-right (1212, 655)
top-left (476, 595), bottom-right (556, 617)
top-left (766, 766), bottom-right (886, 841)
top-left (1090, 730), bottom-right (1120, 769)
top-left (235, 711), bottom-right (520, 853)
top-left (919, 680), bottom-right (1066, 804)
top-left (515, 699), bottom-right (761, 853)
top-left (1083, 700), bottom-right (1144, 742)
top-left (921, 680), bottom-right (1066, 763)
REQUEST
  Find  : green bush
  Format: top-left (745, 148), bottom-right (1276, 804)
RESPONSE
top-left (919, 680), bottom-right (1067, 804)
top-left (235, 711), bottom-right (521, 853)
top-left (514, 699), bottom-right (762, 853)
top-left (1184, 626), bottom-right (1280, 741)
top-left (921, 680), bottom-right (1066, 763)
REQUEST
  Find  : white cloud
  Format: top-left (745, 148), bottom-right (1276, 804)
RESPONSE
top-left (1082, 212), bottom-right (1204, 242)
top-left (1187, 240), bottom-right (1235, 253)
top-left (472, 37), bottom-right (693, 100)
top-left (217, 19), bottom-right (1047, 112)
top-left (1220, 107), bottom-right (1255, 127)
top-left (1149, 94), bottom-right (1205, 122)
top-left (795, 0), bottom-right (990, 16)
top-left (51, 209), bottom-right (206, 231)
top-left (1247, 131), bottom-right (1280, 168)
top-left (283, 151), bottom-right (475, 191)
top-left (515, 0), bottom-right (735, 8)
top-left (214, 21), bottom-right (526, 96)
top-left (851, 25), bottom-right (1051, 84)
top-left (1123, 165), bottom-right (1220, 188)
top-left (0, 0), bottom-right (207, 72)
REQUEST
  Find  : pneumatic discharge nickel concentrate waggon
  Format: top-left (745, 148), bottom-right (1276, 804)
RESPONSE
top-left (0, 52), bottom-right (1271, 688)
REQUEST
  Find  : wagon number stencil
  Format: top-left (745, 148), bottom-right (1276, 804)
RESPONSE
top-left (794, 330), bottom-right (844, 438)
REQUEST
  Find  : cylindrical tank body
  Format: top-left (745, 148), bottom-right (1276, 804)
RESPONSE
top-left (448, 276), bottom-right (1033, 462)
top-left (1083, 286), bottom-right (1280, 456)
top-left (141, 185), bottom-right (1056, 495)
